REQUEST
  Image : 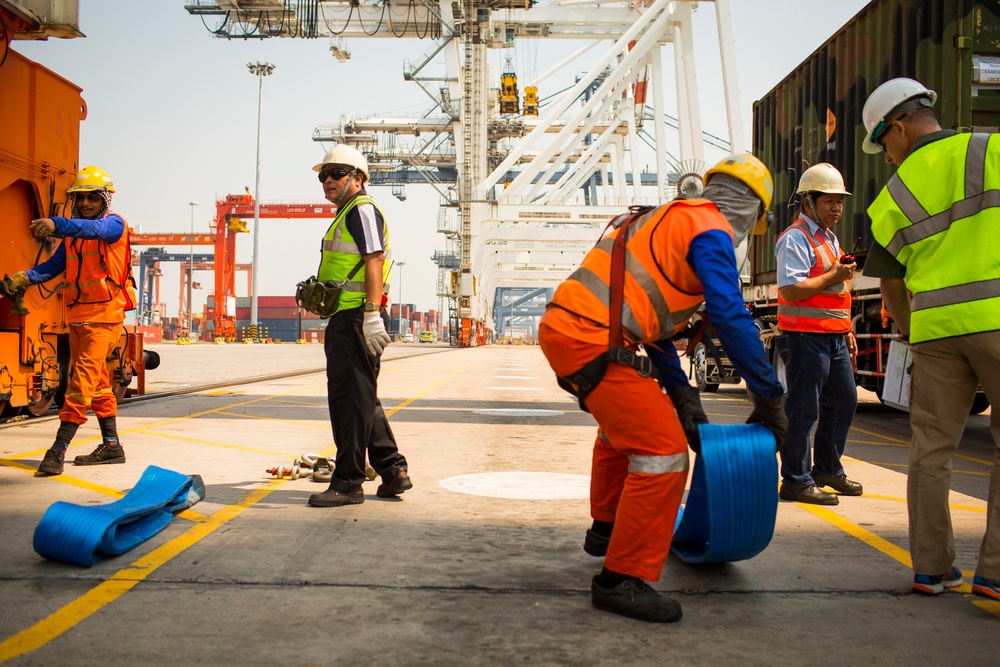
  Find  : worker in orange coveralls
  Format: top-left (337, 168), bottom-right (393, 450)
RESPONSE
top-left (539, 154), bottom-right (788, 623)
top-left (8, 166), bottom-right (136, 476)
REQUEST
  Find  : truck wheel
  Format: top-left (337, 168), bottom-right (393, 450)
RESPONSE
top-left (691, 341), bottom-right (720, 393)
top-left (970, 393), bottom-right (990, 415)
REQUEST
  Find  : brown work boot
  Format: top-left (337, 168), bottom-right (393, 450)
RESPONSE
top-left (811, 468), bottom-right (863, 496)
top-left (376, 469), bottom-right (413, 497)
top-left (308, 486), bottom-right (364, 507)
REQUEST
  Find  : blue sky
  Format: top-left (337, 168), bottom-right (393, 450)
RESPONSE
top-left (13, 0), bottom-right (869, 318)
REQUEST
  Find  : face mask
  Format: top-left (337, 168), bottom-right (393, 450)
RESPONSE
top-left (702, 176), bottom-right (761, 247)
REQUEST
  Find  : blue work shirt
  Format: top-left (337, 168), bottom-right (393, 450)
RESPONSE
top-left (775, 214), bottom-right (842, 289)
top-left (26, 214), bottom-right (126, 284)
top-left (646, 228), bottom-right (783, 399)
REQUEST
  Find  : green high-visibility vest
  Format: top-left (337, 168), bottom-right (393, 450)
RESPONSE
top-left (317, 193), bottom-right (391, 314)
top-left (869, 133), bottom-right (1000, 343)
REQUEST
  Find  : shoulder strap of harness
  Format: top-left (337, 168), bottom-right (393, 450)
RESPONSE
top-left (557, 205), bottom-right (659, 412)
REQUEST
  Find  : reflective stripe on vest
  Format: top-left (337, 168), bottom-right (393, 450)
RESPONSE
top-left (317, 194), bottom-right (391, 313)
top-left (63, 219), bottom-right (132, 319)
top-left (776, 219), bottom-right (851, 333)
top-left (549, 199), bottom-right (726, 343)
top-left (869, 133), bottom-right (1000, 343)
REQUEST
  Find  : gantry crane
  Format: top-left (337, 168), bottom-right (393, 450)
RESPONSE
top-left (185, 1), bottom-right (745, 347)
top-left (131, 192), bottom-right (337, 340)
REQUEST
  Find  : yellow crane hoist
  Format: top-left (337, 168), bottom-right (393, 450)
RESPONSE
top-left (523, 85), bottom-right (538, 116)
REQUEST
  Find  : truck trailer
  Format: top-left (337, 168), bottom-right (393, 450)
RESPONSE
top-left (692, 0), bottom-right (999, 413)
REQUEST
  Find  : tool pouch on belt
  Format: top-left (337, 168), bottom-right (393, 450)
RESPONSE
top-left (558, 347), bottom-right (659, 413)
top-left (295, 260), bottom-right (364, 319)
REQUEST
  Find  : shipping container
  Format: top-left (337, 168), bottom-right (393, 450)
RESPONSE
top-left (750, 0), bottom-right (1000, 281)
top-left (695, 0), bottom-right (999, 413)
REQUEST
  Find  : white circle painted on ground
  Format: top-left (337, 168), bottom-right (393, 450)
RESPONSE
top-left (440, 472), bottom-right (590, 499)
top-left (473, 408), bottom-right (564, 417)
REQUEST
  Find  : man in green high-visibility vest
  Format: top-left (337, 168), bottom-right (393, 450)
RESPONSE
top-left (306, 144), bottom-right (412, 508)
top-left (863, 77), bottom-right (1000, 601)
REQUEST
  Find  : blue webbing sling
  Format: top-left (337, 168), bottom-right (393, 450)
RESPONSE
top-left (671, 423), bottom-right (778, 563)
top-left (34, 465), bottom-right (205, 567)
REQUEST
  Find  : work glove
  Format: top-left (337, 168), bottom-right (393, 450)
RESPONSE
top-left (362, 311), bottom-right (391, 356)
top-left (0, 272), bottom-right (30, 316)
top-left (746, 391), bottom-right (788, 452)
top-left (667, 384), bottom-right (709, 454)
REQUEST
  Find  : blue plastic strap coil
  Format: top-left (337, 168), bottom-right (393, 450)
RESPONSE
top-left (33, 465), bottom-right (205, 567)
top-left (671, 423), bottom-right (778, 564)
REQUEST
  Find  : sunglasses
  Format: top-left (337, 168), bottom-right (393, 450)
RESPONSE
top-left (875, 112), bottom-right (908, 152)
top-left (318, 167), bottom-right (354, 183)
top-left (75, 191), bottom-right (105, 203)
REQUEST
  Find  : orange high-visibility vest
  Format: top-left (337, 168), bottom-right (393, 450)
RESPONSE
top-left (547, 199), bottom-right (733, 346)
top-left (776, 218), bottom-right (851, 333)
top-left (63, 217), bottom-right (134, 324)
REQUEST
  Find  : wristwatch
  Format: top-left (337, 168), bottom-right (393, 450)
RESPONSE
top-left (363, 301), bottom-right (378, 312)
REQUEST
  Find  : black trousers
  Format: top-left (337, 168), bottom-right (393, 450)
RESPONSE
top-left (324, 307), bottom-right (407, 491)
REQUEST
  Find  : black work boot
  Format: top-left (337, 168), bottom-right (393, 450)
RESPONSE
top-left (308, 486), bottom-right (365, 507)
top-left (779, 482), bottom-right (838, 505)
top-left (376, 469), bottom-right (413, 498)
top-left (38, 448), bottom-right (66, 476)
top-left (74, 439), bottom-right (126, 466)
top-left (591, 576), bottom-right (683, 623)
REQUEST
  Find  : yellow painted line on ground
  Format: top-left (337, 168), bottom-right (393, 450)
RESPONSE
top-left (866, 460), bottom-right (990, 478)
top-left (203, 389), bottom-right (245, 396)
top-left (852, 425), bottom-right (993, 467)
top-left (0, 479), bottom-right (284, 664)
top-left (0, 458), bottom-right (207, 523)
top-left (211, 410), bottom-right (328, 428)
top-left (794, 501), bottom-right (998, 619)
top-left (139, 431), bottom-right (291, 457)
top-left (0, 356), bottom-right (486, 661)
top-left (859, 492), bottom-right (987, 514)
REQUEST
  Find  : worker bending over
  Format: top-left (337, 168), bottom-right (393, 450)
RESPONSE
top-left (539, 154), bottom-right (787, 623)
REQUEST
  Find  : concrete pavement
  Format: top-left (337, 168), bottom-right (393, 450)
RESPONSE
top-left (0, 344), bottom-right (996, 666)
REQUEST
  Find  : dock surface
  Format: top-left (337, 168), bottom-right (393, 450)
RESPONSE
top-left (1, 343), bottom-right (996, 666)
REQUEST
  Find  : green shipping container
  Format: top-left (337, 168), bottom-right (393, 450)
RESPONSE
top-left (750, 0), bottom-right (1000, 285)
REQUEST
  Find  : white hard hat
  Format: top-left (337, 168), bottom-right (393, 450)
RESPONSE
top-left (796, 163), bottom-right (851, 196)
top-left (313, 144), bottom-right (370, 183)
top-left (862, 77), bottom-right (937, 154)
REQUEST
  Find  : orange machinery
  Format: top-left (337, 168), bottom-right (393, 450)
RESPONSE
top-left (0, 21), bottom-right (150, 415)
top-left (131, 194), bottom-right (338, 340)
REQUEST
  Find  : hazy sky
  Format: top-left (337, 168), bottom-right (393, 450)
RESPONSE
top-left (13, 0), bottom-right (869, 319)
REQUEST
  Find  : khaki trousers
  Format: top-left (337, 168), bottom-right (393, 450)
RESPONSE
top-left (908, 330), bottom-right (1000, 579)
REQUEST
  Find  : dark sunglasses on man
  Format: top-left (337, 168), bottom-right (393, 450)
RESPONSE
top-left (74, 191), bottom-right (105, 203)
top-left (318, 167), bottom-right (355, 183)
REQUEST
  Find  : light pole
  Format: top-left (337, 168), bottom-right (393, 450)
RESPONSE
top-left (188, 202), bottom-right (197, 338)
top-left (396, 261), bottom-right (406, 337)
top-left (247, 60), bottom-right (275, 338)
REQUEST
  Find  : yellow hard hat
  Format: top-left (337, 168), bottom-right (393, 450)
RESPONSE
top-left (312, 145), bottom-right (370, 184)
top-left (796, 163), bottom-right (851, 196)
top-left (67, 166), bottom-right (116, 193)
top-left (704, 153), bottom-right (773, 227)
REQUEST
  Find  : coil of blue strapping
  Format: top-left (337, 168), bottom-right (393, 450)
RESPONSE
top-left (33, 465), bottom-right (205, 567)
top-left (671, 423), bottom-right (778, 564)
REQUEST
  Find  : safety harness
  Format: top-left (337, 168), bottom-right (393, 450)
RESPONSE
top-left (557, 206), bottom-right (660, 412)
